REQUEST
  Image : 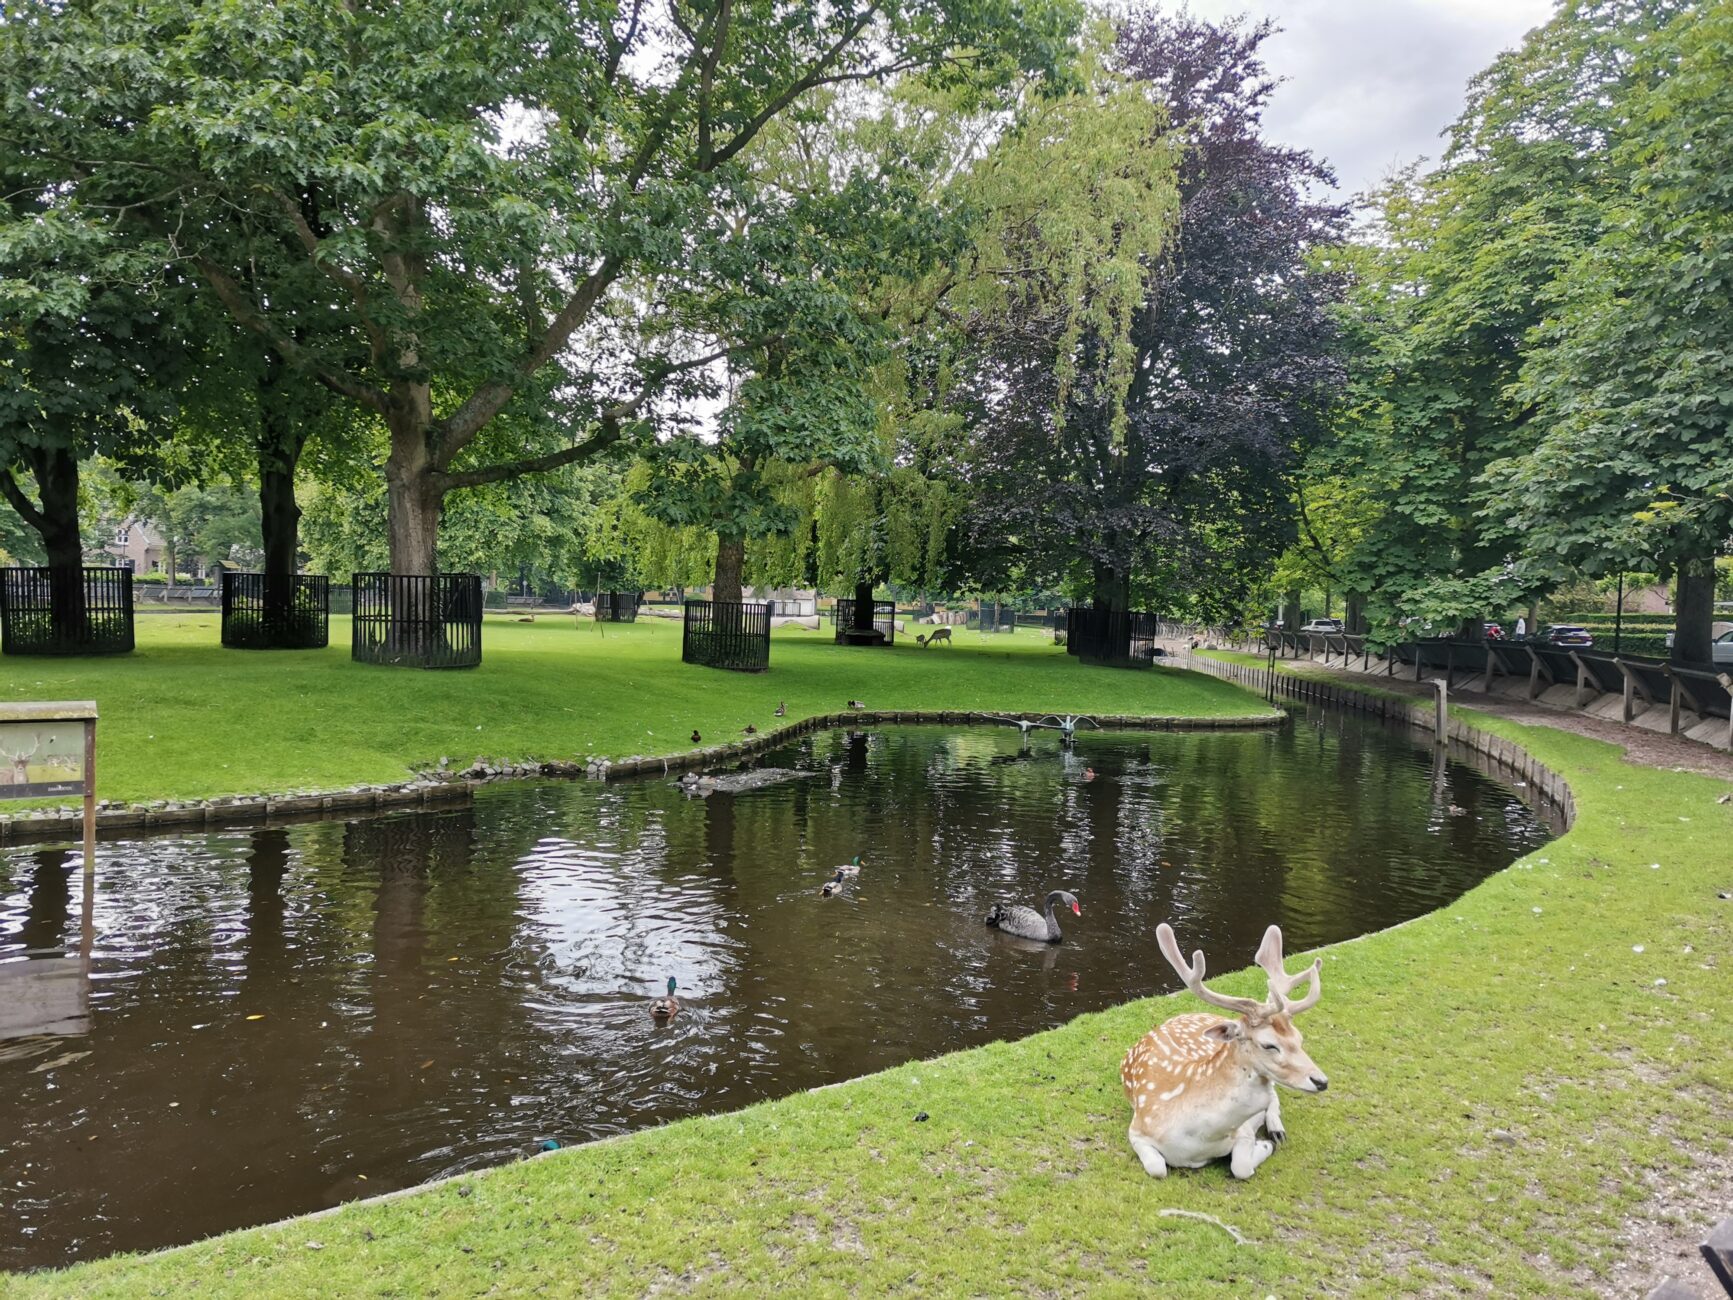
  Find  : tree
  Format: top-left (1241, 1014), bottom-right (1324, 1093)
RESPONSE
top-left (3, 0), bottom-right (1081, 580)
top-left (956, 14), bottom-right (1344, 617)
top-left (1484, 1), bottom-right (1733, 664)
top-left (1329, 0), bottom-right (1690, 641)
top-left (0, 206), bottom-right (187, 631)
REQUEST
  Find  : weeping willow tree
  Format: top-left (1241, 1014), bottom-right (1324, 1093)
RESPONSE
top-left (592, 459), bottom-right (825, 600)
top-left (815, 463), bottom-right (956, 611)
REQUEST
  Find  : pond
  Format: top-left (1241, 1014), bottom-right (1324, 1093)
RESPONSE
top-left (0, 712), bottom-right (1558, 1269)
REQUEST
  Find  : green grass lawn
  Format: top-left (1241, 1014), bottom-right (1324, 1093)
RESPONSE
top-left (16, 682), bottom-right (1732, 1297)
top-left (0, 615), bottom-right (1264, 807)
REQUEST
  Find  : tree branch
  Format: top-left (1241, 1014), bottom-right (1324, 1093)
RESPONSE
top-left (1295, 488), bottom-right (1342, 583)
top-left (705, 10), bottom-right (880, 170)
top-left (436, 418), bottom-right (626, 491)
top-left (273, 189), bottom-right (390, 367)
top-left (0, 468), bottom-right (46, 529)
top-left (194, 255), bottom-right (390, 414)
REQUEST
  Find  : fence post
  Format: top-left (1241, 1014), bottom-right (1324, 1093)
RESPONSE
top-left (1720, 673), bottom-right (1733, 751)
top-left (1568, 652), bottom-right (1592, 710)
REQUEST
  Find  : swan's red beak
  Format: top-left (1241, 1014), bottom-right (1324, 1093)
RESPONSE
top-left (1071, 902), bottom-right (1082, 915)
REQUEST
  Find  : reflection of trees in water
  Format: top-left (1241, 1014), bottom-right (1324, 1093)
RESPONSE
top-left (10, 847), bottom-right (74, 954)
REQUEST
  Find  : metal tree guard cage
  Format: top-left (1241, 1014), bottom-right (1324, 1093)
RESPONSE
top-left (1068, 607), bottom-right (1159, 668)
top-left (831, 598), bottom-right (896, 645)
top-left (220, 571), bottom-right (330, 650)
top-left (595, 591), bottom-right (640, 623)
top-left (683, 598), bottom-right (770, 672)
top-left (351, 572), bottom-right (483, 669)
top-left (0, 567), bottom-right (134, 656)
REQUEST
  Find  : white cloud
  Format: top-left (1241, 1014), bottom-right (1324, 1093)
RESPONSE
top-left (1176, 0), bottom-right (1557, 198)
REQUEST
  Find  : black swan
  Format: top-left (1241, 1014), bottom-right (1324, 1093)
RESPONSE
top-left (986, 890), bottom-right (1081, 943)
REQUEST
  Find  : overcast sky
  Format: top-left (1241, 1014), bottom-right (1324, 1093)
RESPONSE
top-left (1177, 0), bottom-right (1557, 200)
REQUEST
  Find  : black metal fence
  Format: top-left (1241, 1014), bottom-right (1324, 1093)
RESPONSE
top-left (683, 599), bottom-right (770, 672)
top-left (831, 598), bottom-right (896, 645)
top-left (594, 591), bottom-right (640, 623)
top-left (221, 571), bottom-right (329, 650)
top-left (0, 566), bottom-right (134, 656)
top-left (1064, 607), bottom-right (1159, 667)
top-left (351, 572), bottom-right (483, 669)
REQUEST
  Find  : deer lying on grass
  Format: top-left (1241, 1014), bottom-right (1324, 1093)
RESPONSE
top-left (1119, 922), bottom-right (1327, 1180)
top-left (916, 627), bottom-right (952, 648)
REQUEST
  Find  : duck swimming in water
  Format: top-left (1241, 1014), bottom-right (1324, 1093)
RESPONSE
top-left (649, 977), bottom-right (679, 1019)
top-left (835, 855), bottom-right (862, 878)
top-left (985, 890), bottom-right (1081, 943)
top-left (821, 869), bottom-right (848, 898)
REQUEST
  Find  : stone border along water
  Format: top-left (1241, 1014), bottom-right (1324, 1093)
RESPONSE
top-left (0, 706), bottom-right (1285, 845)
top-left (1182, 650), bottom-right (1577, 830)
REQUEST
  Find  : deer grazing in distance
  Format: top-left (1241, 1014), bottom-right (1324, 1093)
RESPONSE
top-left (1120, 922), bottom-right (1327, 1180)
top-left (916, 627), bottom-right (952, 648)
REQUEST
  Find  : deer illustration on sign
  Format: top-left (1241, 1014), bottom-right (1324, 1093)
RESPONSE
top-left (1, 732), bottom-right (42, 787)
top-left (1120, 922), bottom-right (1327, 1180)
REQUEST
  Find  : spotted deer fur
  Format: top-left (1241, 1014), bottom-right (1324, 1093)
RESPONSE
top-left (1120, 922), bottom-right (1328, 1180)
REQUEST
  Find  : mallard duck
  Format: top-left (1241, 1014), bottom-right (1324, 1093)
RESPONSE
top-left (985, 890), bottom-right (1081, 944)
top-left (1082, 767), bottom-right (1097, 782)
top-left (1447, 803), bottom-right (1467, 816)
top-left (743, 723), bottom-right (757, 736)
top-left (820, 869), bottom-right (848, 898)
top-left (847, 699), bottom-right (866, 710)
top-left (649, 977), bottom-right (679, 1019)
top-left (835, 855), bottom-right (862, 878)
top-left (690, 730), bottom-right (702, 744)
top-left (774, 701), bottom-right (787, 717)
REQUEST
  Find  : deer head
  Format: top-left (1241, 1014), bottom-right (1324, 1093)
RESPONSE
top-left (1156, 921), bottom-right (1328, 1094)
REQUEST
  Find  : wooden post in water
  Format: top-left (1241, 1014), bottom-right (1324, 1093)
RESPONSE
top-left (1429, 677), bottom-right (1448, 745)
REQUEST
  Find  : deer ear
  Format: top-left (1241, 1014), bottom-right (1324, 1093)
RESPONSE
top-left (1203, 1020), bottom-right (1244, 1043)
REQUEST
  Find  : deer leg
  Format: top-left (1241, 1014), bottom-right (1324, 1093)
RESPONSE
top-left (1127, 1126), bottom-right (1169, 1178)
top-left (1264, 1092), bottom-right (1285, 1145)
top-left (1229, 1117), bottom-right (1275, 1180)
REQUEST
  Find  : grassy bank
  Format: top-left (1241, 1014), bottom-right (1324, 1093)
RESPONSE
top-left (1, 615), bottom-right (1263, 807)
top-left (18, 684), bottom-right (1732, 1296)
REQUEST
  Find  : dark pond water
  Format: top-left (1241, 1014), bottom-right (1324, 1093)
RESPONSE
top-left (0, 713), bottom-right (1556, 1270)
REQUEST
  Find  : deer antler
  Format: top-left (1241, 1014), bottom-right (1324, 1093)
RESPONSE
top-left (1254, 925), bottom-right (1323, 1016)
top-left (1157, 922), bottom-right (1266, 1019)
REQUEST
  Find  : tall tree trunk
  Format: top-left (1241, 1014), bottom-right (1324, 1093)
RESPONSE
top-left (713, 534), bottom-right (744, 607)
top-left (15, 445), bottom-right (89, 637)
top-left (1281, 587), bottom-right (1302, 630)
top-left (257, 350), bottom-right (305, 588)
top-left (385, 399), bottom-right (440, 577)
top-left (852, 578), bottom-right (876, 632)
top-left (1672, 551), bottom-right (1715, 665)
top-left (1092, 560), bottom-right (1129, 614)
top-left (1344, 592), bottom-right (1364, 635)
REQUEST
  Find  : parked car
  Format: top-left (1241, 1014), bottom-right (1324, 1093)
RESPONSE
top-left (1664, 628), bottom-right (1733, 664)
top-left (1298, 618), bottom-right (1345, 634)
top-left (1539, 624), bottom-right (1595, 647)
